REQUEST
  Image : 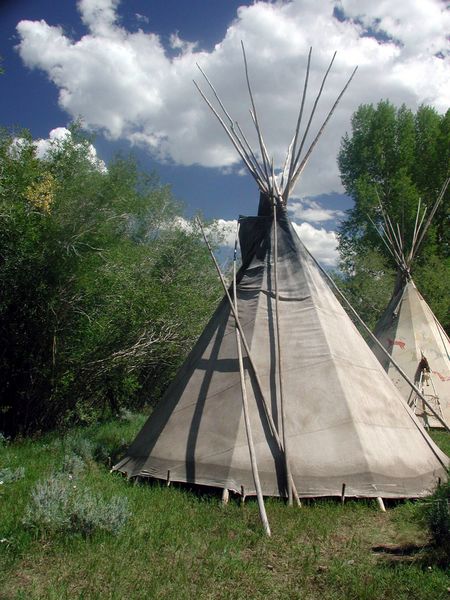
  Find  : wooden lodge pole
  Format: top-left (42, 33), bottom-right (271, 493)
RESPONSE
top-left (272, 201), bottom-right (293, 505)
top-left (232, 227), bottom-right (271, 536)
top-left (197, 218), bottom-right (301, 505)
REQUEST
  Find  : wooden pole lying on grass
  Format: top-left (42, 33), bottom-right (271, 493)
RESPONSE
top-left (232, 225), bottom-right (271, 536)
top-left (197, 217), bottom-right (301, 507)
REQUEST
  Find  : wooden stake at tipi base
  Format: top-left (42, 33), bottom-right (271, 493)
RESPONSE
top-left (113, 47), bottom-right (449, 535)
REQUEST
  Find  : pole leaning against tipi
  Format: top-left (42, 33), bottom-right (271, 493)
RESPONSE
top-left (272, 199), bottom-right (293, 505)
top-left (232, 225), bottom-right (271, 535)
top-left (196, 218), bottom-right (301, 504)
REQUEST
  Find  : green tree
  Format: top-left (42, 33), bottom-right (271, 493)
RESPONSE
top-left (0, 127), bottom-right (221, 435)
top-left (337, 101), bottom-right (450, 331)
top-left (333, 249), bottom-right (396, 332)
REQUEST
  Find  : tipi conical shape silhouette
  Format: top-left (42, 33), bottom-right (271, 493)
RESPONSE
top-left (114, 49), bottom-right (448, 500)
top-left (370, 181), bottom-right (450, 428)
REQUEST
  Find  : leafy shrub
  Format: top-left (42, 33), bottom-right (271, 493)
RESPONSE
top-left (69, 491), bottom-right (131, 537)
top-left (119, 408), bottom-right (136, 422)
top-left (429, 497), bottom-right (449, 543)
top-left (61, 430), bottom-right (126, 466)
top-left (56, 429), bottom-right (129, 467)
top-left (63, 434), bottom-right (95, 461)
top-left (0, 466), bottom-right (25, 483)
top-left (93, 433), bottom-right (129, 465)
top-left (23, 474), bottom-right (130, 537)
top-left (23, 474), bottom-right (72, 534)
top-left (0, 127), bottom-right (221, 436)
top-left (61, 453), bottom-right (85, 476)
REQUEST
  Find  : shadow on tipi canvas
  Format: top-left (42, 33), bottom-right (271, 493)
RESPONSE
top-left (114, 48), bottom-right (448, 529)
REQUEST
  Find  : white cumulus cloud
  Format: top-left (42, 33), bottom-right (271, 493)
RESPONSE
top-left (291, 222), bottom-right (339, 267)
top-left (288, 198), bottom-right (344, 224)
top-left (15, 0), bottom-right (449, 198)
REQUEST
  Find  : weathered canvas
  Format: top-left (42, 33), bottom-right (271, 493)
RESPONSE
top-left (114, 216), bottom-right (448, 498)
top-left (371, 280), bottom-right (450, 428)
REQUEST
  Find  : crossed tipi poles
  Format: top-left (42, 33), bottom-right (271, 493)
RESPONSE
top-left (192, 46), bottom-right (357, 530)
top-left (191, 46), bottom-right (448, 532)
top-left (113, 47), bottom-right (448, 537)
top-left (194, 43), bottom-right (357, 207)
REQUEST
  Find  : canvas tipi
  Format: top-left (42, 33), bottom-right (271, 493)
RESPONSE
top-left (369, 181), bottom-right (450, 428)
top-left (114, 49), bottom-right (448, 513)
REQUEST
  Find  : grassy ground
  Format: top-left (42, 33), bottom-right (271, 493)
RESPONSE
top-left (1, 416), bottom-right (449, 600)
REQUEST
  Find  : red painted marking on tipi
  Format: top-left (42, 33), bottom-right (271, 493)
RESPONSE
top-left (387, 338), bottom-right (406, 350)
top-left (432, 371), bottom-right (450, 382)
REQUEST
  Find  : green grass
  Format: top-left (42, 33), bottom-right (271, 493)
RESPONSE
top-left (430, 430), bottom-right (450, 457)
top-left (1, 417), bottom-right (449, 599)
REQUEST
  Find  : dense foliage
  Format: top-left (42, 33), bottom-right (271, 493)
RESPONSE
top-left (336, 101), bottom-right (449, 331)
top-left (0, 127), bottom-right (221, 435)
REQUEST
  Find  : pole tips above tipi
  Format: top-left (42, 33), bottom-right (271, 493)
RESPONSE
top-left (369, 178), bottom-right (450, 284)
top-left (193, 44), bottom-right (357, 209)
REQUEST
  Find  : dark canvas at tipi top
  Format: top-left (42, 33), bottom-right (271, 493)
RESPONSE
top-left (114, 48), bottom-right (448, 501)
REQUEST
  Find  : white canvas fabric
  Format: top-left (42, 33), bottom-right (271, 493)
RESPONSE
top-left (371, 279), bottom-right (450, 428)
top-left (114, 216), bottom-right (448, 498)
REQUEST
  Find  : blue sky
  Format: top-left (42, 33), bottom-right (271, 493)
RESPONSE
top-left (1, 0), bottom-right (448, 266)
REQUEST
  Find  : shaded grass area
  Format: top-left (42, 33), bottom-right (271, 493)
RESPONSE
top-left (0, 418), bottom-right (449, 600)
